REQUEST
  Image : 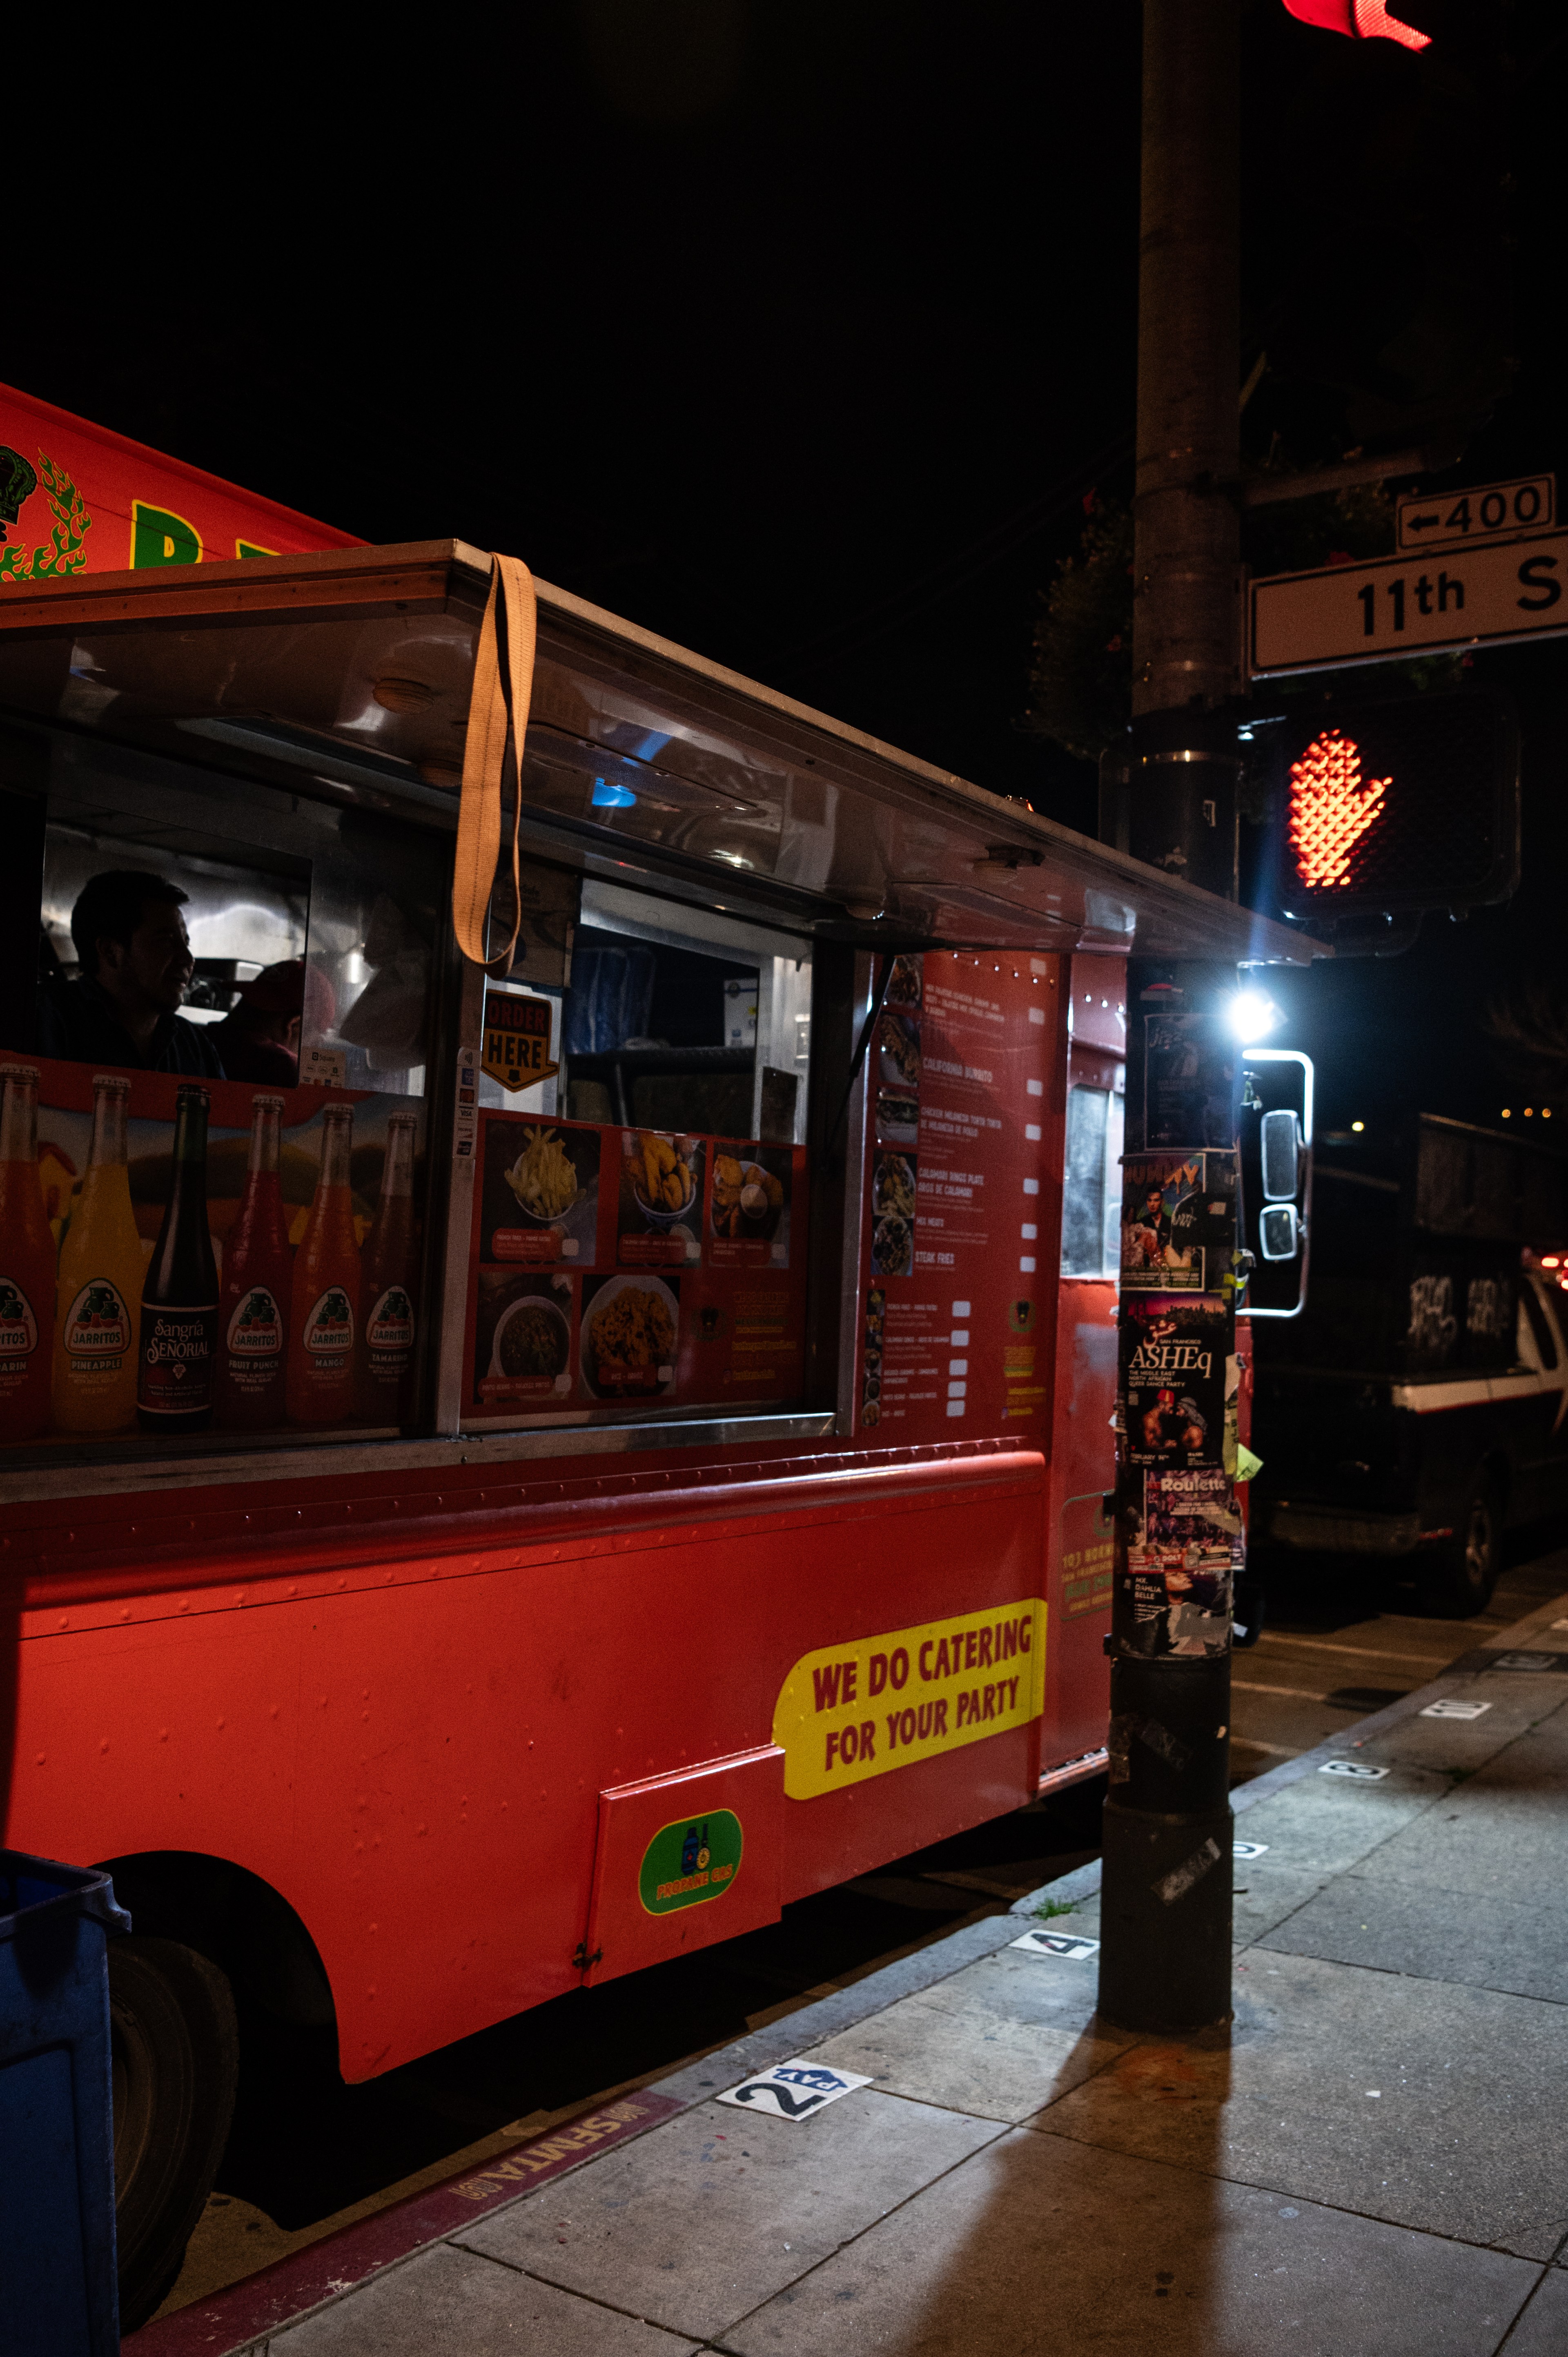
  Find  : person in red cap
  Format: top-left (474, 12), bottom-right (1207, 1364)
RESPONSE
top-left (210, 959), bottom-right (336, 1086)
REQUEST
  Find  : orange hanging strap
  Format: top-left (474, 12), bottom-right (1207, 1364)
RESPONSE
top-left (451, 552), bottom-right (538, 972)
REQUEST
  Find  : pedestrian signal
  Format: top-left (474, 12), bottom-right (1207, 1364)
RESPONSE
top-left (1258, 689), bottom-right (1518, 929)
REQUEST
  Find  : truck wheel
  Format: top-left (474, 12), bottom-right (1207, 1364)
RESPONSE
top-left (1420, 1479), bottom-right (1501, 1618)
top-left (110, 1936), bottom-right (239, 2332)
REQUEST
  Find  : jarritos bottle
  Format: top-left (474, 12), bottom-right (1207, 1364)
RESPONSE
top-left (0, 1063), bottom-right (57, 1442)
top-left (214, 1093), bottom-right (292, 1431)
top-left (137, 1084), bottom-right (219, 1434)
top-left (286, 1103), bottom-right (361, 1426)
top-left (360, 1112), bottom-right (418, 1425)
top-left (53, 1074), bottom-right (144, 1434)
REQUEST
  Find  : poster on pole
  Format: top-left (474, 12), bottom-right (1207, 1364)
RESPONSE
top-left (1118, 1295), bottom-right (1229, 1470)
top-left (1144, 1015), bottom-right (1240, 1151)
top-left (1123, 1465), bottom-right (1239, 1659)
top-left (1119, 1151), bottom-right (1235, 1292)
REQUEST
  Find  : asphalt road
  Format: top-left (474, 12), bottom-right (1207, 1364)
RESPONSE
top-left (150, 1532), bottom-right (1568, 2326)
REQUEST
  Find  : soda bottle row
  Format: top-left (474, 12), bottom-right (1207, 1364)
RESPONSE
top-left (0, 1064), bottom-right (418, 1442)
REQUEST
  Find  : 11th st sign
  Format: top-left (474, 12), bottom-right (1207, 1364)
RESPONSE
top-left (1251, 531), bottom-right (1568, 678)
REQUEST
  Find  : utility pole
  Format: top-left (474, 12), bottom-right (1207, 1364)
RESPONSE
top-left (1097, 0), bottom-right (1243, 2034)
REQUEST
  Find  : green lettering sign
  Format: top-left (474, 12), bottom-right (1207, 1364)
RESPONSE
top-left (131, 501), bottom-right (202, 568)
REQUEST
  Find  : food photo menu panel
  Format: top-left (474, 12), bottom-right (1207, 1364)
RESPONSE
top-left (858, 952), bottom-right (1065, 1446)
top-left (463, 1114), bottom-right (806, 1424)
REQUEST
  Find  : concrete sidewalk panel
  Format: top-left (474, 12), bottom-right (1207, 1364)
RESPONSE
top-left (1259, 1868), bottom-right (1568, 2005)
top-left (1231, 1862), bottom-right (1335, 1949)
top-left (1356, 1682), bottom-right (1567, 1776)
top-left (722, 2126), bottom-right (1537, 2357)
top-left (803, 1949), bottom-right (1134, 2124)
top-left (1362, 1735), bottom-right (1568, 1911)
top-left (1046, 1891), bottom-right (1101, 1938)
top-left (454, 2089), bottom-right (1000, 2344)
top-left (267, 2242), bottom-right (702, 2356)
top-left (1505, 2269), bottom-right (1568, 2352)
top-left (1223, 1766), bottom-right (1448, 1877)
top-left (1038, 1951), bottom-right (1568, 2259)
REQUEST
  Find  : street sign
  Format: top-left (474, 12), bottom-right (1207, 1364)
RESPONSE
top-left (1396, 473), bottom-right (1555, 554)
top-left (1250, 532), bottom-right (1568, 678)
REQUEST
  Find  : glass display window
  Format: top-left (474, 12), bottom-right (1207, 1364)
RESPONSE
top-left (0, 726), bottom-right (447, 1460)
top-left (455, 876), bottom-right (814, 1435)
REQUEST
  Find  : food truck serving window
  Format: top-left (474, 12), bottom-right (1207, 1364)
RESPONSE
top-left (458, 879), bottom-right (812, 1434)
top-left (0, 728), bottom-right (440, 1458)
top-left (0, 722), bottom-right (819, 1463)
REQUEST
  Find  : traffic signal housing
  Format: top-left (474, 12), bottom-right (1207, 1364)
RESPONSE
top-left (1255, 688), bottom-right (1519, 938)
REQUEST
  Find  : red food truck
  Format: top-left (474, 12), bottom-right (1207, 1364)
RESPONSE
top-left (0, 388), bottom-right (1314, 2322)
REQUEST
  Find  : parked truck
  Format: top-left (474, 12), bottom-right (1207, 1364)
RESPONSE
top-left (1250, 1115), bottom-right (1568, 1614)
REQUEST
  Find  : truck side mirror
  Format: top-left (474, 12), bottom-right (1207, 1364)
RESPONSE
top-left (1241, 1050), bottom-right (1314, 1318)
top-left (1260, 1108), bottom-right (1301, 1201)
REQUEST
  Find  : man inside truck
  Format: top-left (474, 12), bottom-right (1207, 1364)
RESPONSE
top-left (208, 955), bottom-right (330, 1086)
top-left (38, 867), bottom-right (226, 1078)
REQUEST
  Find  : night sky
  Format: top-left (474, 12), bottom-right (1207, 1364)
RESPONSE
top-left (11, 2), bottom-right (1566, 1140)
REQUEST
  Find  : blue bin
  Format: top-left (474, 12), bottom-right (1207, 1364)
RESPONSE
top-left (1, 1851), bottom-right (130, 2357)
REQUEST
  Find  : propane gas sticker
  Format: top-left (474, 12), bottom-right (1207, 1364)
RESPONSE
top-left (772, 1599), bottom-right (1046, 1801)
top-left (638, 1807), bottom-right (744, 1914)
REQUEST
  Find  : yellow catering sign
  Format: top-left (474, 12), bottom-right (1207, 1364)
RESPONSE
top-left (772, 1599), bottom-right (1046, 1801)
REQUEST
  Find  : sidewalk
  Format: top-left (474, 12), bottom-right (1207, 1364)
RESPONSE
top-left (137, 1590), bottom-right (1568, 2356)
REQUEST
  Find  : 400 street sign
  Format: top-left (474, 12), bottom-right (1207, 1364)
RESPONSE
top-left (1250, 531), bottom-right (1568, 678)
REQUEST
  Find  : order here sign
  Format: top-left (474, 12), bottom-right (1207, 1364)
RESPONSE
top-left (1, 379), bottom-right (361, 588)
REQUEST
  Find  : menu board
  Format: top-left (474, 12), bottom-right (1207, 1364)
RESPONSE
top-left (0, 1055), bottom-right (426, 1451)
top-left (463, 1116), bottom-right (807, 1423)
top-left (856, 952), bottom-right (1063, 1445)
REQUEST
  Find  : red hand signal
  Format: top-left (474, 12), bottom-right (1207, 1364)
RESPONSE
top-left (1289, 730), bottom-right (1390, 888)
top-left (1281, 0), bottom-right (1430, 51)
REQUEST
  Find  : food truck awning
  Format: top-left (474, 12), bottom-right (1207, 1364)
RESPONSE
top-left (0, 541), bottom-right (1326, 967)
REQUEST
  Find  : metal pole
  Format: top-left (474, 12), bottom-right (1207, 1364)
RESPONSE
top-left (1097, 0), bottom-right (1243, 2034)
top-left (1126, 0), bottom-right (1242, 887)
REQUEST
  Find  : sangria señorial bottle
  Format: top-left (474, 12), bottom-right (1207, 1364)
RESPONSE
top-left (286, 1103), bottom-right (360, 1426)
top-left (0, 1062), bottom-right (58, 1442)
top-left (53, 1073), bottom-right (144, 1434)
top-left (360, 1111), bottom-right (418, 1425)
top-left (138, 1084), bottom-right (219, 1434)
top-left (215, 1093), bottom-right (292, 1431)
